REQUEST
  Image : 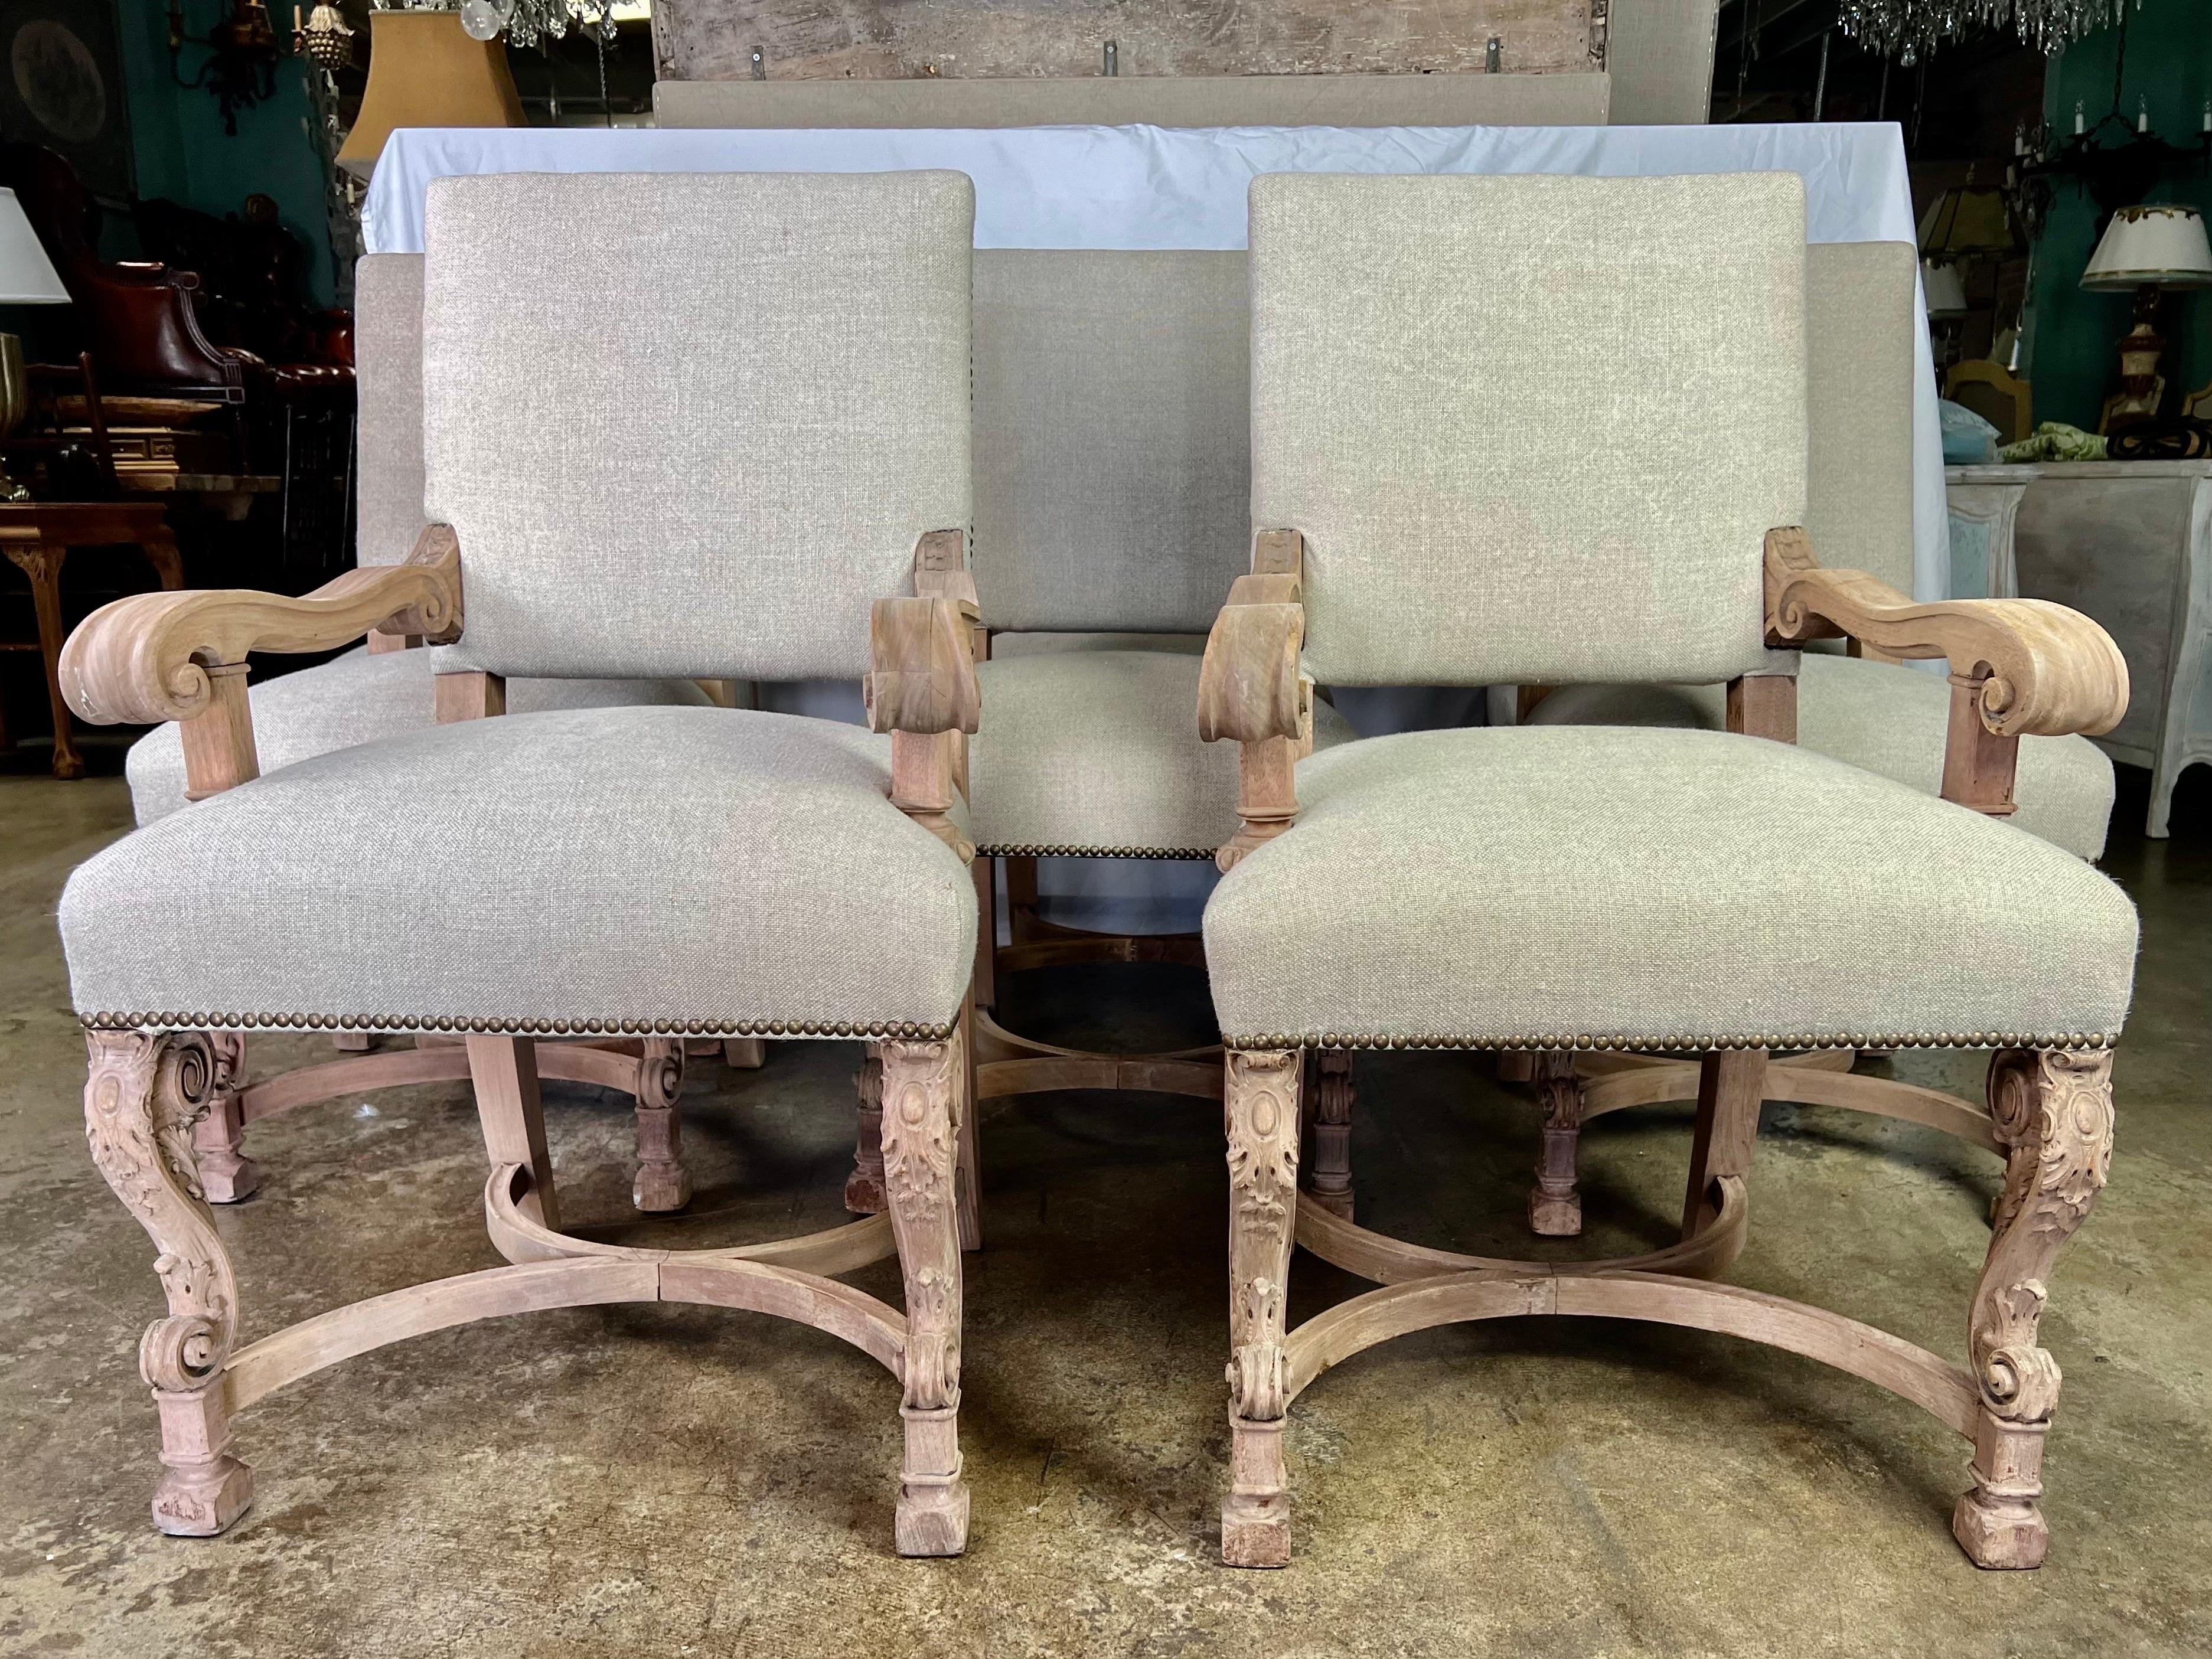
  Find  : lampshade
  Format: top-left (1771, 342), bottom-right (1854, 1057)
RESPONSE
top-left (2080, 204), bottom-right (2212, 292)
top-left (335, 9), bottom-right (524, 181)
top-left (0, 188), bottom-right (67, 305)
top-left (1922, 259), bottom-right (1969, 319)
top-left (1919, 188), bottom-right (2018, 257)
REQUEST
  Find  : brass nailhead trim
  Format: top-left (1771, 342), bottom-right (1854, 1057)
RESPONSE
top-left (79, 1011), bottom-right (958, 1041)
top-left (975, 842), bottom-right (1217, 861)
top-left (1218, 1029), bottom-right (2117, 1053)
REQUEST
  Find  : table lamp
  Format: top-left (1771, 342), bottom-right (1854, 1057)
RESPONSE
top-left (0, 187), bottom-right (69, 503)
top-left (335, 7), bottom-right (524, 181)
top-left (2080, 203), bottom-right (2212, 427)
top-left (1922, 259), bottom-right (1970, 319)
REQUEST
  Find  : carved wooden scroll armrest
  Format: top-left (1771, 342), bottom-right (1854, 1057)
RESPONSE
top-left (61, 524), bottom-right (465, 729)
top-left (1762, 524), bottom-right (2129, 815)
top-left (864, 528), bottom-right (981, 857)
top-left (59, 524), bottom-right (462, 803)
top-left (1200, 530), bottom-right (1309, 873)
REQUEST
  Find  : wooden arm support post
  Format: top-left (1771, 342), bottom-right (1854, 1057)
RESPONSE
top-left (1762, 526), bottom-right (2129, 817)
top-left (866, 529), bottom-right (981, 857)
top-left (1200, 530), bottom-right (1310, 873)
top-left (59, 525), bottom-right (466, 802)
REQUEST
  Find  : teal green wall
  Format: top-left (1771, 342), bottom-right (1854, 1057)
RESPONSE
top-left (113, 2), bottom-right (338, 306)
top-left (2031, 0), bottom-right (2212, 429)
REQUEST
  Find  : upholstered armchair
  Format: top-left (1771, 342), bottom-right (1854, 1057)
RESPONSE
top-left (1197, 172), bottom-right (2135, 1570)
top-left (120, 250), bottom-right (722, 1214)
top-left (1497, 239), bottom-right (2119, 1237)
top-left (839, 247), bottom-right (1360, 1213)
top-left (56, 171), bottom-right (983, 1555)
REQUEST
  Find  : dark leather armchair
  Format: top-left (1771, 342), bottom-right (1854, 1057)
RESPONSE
top-left (0, 142), bottom-right (254, 413)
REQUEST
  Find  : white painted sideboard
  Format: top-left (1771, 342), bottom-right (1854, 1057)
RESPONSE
top-left (1955, 461), bottom-right (2212, 838)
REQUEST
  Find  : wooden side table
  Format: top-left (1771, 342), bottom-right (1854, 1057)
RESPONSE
top-left (0, 501), bottom-right (181, 778)
top-left (2008, 461), bottom-right (2212, 839)
top-left (1944, 462), bottom-right (2043, 599)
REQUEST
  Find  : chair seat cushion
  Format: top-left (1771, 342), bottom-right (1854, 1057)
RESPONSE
top-left (1202, 726), bottom-right (2137, 1051)
top-left (967, 646), bottom-right (1357, 857)
top-left (1525, 654), bottom-right (2117, 860)
top-left (67, 707), bottom-right (974, 1039)
top-left (125, 646), bottom-right (715, 825)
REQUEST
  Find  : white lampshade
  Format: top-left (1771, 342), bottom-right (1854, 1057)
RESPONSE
top-left (1922, 259), bottom-right (1969, 318)
top-left (0, 188), bottom-right (66, 305)
top-left (2081, 203), bottom-right (2212, 292)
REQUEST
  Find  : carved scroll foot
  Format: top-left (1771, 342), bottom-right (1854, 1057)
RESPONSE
top-left (631, 1037), bottom-right (690, 1213)
top-left (845, 1049), bottom-right (888, 1216)
top-left (1951, 1049), bottom-right (2114, 1570)
top-left (1953, 1412), bottom-right (2050, 1568)
top-left (895, 1403), bottom-right (970, 1557)
top-left (193, 1033), bottom-right (258, 1204)
top-left (1528, 1051), bottom-right (1584, 1237)
top-left (1222, 1049), bottom-right (1300, 1566)
top-left (84, 1031), bottom-right (253, 1536)
top-left (881, 1038), bottom-right (968, 1556)
top-left (1222, 1413), bottom-right (1290, 1567)
top-left (151, 1383), bottom-right (255, 1536)
top-left (1306, 1050), bottom-right (1355, 1222)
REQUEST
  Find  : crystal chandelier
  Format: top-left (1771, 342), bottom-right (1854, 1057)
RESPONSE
top-left (446, 0), bottom-right (619, 50)
top-left (1838, 0), bottom-right (2136, 61)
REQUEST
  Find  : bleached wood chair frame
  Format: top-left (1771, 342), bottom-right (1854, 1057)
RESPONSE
top-left (60, 522), bottom-right (984, 1554)
top-left (1198, 524), bottom-right (2128, 1571)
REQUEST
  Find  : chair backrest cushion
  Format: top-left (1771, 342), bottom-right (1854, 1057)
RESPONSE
top-left (355, 252), bottom-right (426, 567)
top-left (652, 72), bottom-right (1611, 130)
top-left (1250, 171), bottom-right (1807, 688)
top-left (1805, 240), bottom-right (1916, 592)
top-left (973, 249), bottom-right (1247, 634)
top-left (422, 171), bottom-right (973, 681)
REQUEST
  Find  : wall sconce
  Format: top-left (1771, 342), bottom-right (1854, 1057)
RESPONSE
top-left (168, 0), bottom-right (285, 136)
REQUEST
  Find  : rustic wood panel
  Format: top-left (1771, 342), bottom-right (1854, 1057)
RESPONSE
top-left (652, 0), bottom-right (1597, 83)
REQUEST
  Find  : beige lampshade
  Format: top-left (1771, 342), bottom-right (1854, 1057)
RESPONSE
top-left (2080, 204), bottom-right (2212, 291)
top-left (335, 9), bottom-right (525, 181)
top-left (0, 188), bottom-right (66, 304)
top-left (1922, 259), bottom-right (1969, 318)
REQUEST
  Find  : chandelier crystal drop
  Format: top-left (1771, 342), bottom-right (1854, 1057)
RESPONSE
top-left (496, 0), bottom-right (619, 48)
top-left (1838, 0), bottom-right (2136, 60)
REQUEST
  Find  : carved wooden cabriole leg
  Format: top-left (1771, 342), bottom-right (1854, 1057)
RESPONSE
top-left (846, 1046), bottom-right (888, 1216)
top-left (84, 1030), bottom-right (255, 1536)
top-left (1528, 1051), bottom-right (1585, 1237)
top-left (466, 1035), bottom-right (559, 1230)
top-left (1953, 1048), bottom-right (2115, 1569)
top-left (1306, 1049), bottom-right (1355, 1221)
top-left (630, 1037), bottom-right (690, 1213)
top-left (1222, 1047), bottom-right (1301, 1567)
top-left (879, 1037), bottom-right (970, 1557)
top-left (191, 1031), bottom-right (259, 1204)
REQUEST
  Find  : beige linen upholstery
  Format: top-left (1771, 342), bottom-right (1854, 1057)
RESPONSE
top-left (1805, 241), bottom-right (1917, 587)
top-left (974, 250), bottom-right (1249, 635)
top-left (1249, 172), bottom-right (1808, 687)
top-left (125, 647), bottom-right (714, 825)
top-left (652, 73), bottom-right (1612, 130)
top-left (67, 708), bottom-right (973, 1034)
top-left (1528, 656), bottom-right (2117, 861)
top-left (353, 253), bottom-right (427, 567)
top-left (125, 248), bottom-right (710, 827)
top-left (423, 171), bottom-right (974, 682)
top-left (1606, 0), bottom-right (1722, 123)
top-left (1203, 726), bottom-right (2138, 1049)
top-left (967, 650), bottom-right (1355, 856)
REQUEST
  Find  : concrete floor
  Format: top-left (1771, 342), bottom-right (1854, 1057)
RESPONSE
top-left (2, 756), bottom-right (2207, 1658)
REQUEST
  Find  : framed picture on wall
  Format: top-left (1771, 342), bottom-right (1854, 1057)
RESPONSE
top-left (0, 0), bottom-right (133, 203)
